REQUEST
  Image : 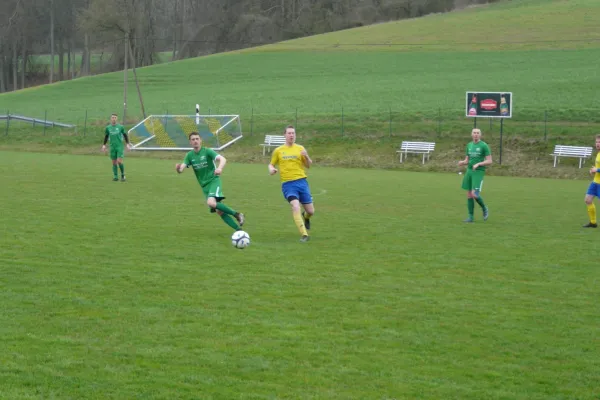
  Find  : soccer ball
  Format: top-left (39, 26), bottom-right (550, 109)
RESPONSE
top-left (231, 230), bottom-right (250, 249)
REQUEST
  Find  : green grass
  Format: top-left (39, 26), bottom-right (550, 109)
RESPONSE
top-left (250, 0), bottom-right (600, 52)
top-left (1, 150), bottom-right (599, 399)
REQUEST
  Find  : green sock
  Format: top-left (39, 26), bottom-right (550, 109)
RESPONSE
top-left (112, 165), bottom-right (118, 178)
top-left (216, 202), bottom-right (237, 216)
top-left (118, 163), bottom-right (125, 176)
top-left (220, 214), bottom-right (240, 230)
top-left (467, 198), bottom-right (475, 218)
top-left (475, 196), bottom-right (486, 210)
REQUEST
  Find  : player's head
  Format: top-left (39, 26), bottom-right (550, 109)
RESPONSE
top-left (284, 125), bottom-right (296, 145)
top-left (189, 132), bottom-right (202, 149)
top-left (471, 128), bottom-right (482, 142)
top-left (596, 134), bottom-right (600, 150)
top-left (110, 113), bottom-right (118, 125)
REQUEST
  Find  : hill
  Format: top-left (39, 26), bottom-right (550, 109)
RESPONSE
top-left (0, 0), bottom-right (599, 178)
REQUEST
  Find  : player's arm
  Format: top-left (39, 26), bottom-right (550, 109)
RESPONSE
top-left (300, 147), bottom-right (312, 169)
top-left (458, 156), bottom-right (469, 166)
top-left (215, 154), bottom-right (226, 175)
top-left (102, 127), bottom-right (109, 151)
top-left (474, 155), bottom-right (492, 169)
top-left (474, 144), bottom-right (493, 169)
top-left (176, 154), bottom-right (191, 173)
top-left (121, 126), bottom-right (132, 149)
top-left (268, 149), bottom-right (279, 175)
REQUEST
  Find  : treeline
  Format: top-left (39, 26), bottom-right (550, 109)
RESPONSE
top-left (0, 0), bottom-right (499, 92)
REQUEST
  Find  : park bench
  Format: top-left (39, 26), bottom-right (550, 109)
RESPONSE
top-left (397, 141), bottom-right (436, 164)
top-left (260, 135), bottom-right (286, 155)
top-left (550, 145), bottom-right (593, 168)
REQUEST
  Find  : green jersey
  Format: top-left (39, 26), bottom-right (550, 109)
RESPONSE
top-left (105, 124), bottom-right (126, 148)
top-left (183, 147), bottom-right (220, 187)
top-left (466, 140), bottom-right (491, 171)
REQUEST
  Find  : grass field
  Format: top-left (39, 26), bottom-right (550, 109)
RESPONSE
top-left (1, 150), bottom-right (600, 399)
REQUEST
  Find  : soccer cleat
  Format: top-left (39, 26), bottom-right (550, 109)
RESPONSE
top-left (300, 235), bottom-right (310, 243)
top-left (463, 217), bottom-right (474, 223)
top-left (302, 212), bottom-right (310, 230)
top-left (483, 207), bottom-right (489, 221)
top-left (113, 177), bottom-right (119, 181)
top-left (121, 176), bottom-right (126, 182)
top-left (583, 222), bottom-right (598, 228)
top-left (235, 212), bottom-right (245, 227)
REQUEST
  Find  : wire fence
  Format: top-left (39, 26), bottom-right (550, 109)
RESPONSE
top-left (2, 106), bottom-right (600, 143)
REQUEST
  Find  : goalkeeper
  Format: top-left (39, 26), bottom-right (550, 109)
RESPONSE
top-left (176, 132), bottom-right (245, 231)
top-left (102, 113), bottom-right (131, 181)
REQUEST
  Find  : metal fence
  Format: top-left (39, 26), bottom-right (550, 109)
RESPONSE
top-left (3, 107), bottom-right (599, 142)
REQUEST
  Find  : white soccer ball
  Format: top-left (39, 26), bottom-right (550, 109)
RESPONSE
top-left (231, 230), bottom-right (250, 249)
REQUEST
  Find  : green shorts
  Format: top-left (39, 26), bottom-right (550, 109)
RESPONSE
top-left (462, 169), bottom-right (485, 192)
top-left (109, 147), bottom-right (124, 160)
top-left (202, 178), bottom-right (225, 212)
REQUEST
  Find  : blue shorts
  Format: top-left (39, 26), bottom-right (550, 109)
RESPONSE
top-left (586, 182), bottom-right (600, 197)
top-left (282, 178), bottom-right (313, 204)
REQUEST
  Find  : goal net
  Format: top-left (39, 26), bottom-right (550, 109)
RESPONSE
top-left (128, 114), bottom-right (243, 151)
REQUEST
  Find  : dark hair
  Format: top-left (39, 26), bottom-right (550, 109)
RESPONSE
top-left (284, 125), bottom-right (295, 133)
top-left (188, 132), bottom-right (201, 140)
top-left (596, 134), bottom-right (600, 140)
top-left (111, 113), bottom-right (117, 117)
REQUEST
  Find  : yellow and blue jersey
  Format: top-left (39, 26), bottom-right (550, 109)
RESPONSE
top-left (270, 144), bottom-right (307, 183)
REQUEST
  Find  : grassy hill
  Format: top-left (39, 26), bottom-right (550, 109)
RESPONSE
top-left (0, 0), bottom-right (599, 177)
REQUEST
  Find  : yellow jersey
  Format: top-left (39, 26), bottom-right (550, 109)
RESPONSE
top-left (270, 144), bottom-right (308, 183)
top-left (595, 153), bottom-right (600, 184)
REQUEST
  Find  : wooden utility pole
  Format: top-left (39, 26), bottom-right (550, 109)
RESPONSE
top-left (123, 33), bottom-right (128, 123)
top-left (50, 0), bottom-right (54, 83)
top-left (127, 37), bottom-right (146, 118)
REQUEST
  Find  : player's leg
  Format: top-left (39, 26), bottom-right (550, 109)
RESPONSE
top-left (461, 171), bottom-right (474, 222)
top-left (472, 171), bottom-right (488, 220)
top-left (215, 208), bottom-right (241, 231)
top-left (110, 149), bottom-right (119, 181)
top-left (205, 181), bottom-right (244, 228)
top-left (117, 149), bottom-right (125, 181)
top-left (583, 183), bottom-right (598, 227)
top-left (299, 179), bottom-right (314, 231)
top-left (282, 181), bottom-right (308, 240)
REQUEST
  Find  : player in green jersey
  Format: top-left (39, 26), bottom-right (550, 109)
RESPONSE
top-left (458, 128), bottom-right (492, 222)
top-left (175, 132), bottom-right (245, 231)
top-left (102, 113), bottom-right (131, 181)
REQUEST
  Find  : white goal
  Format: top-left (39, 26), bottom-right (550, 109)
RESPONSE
top-left (128, 113), bottom-right (243, 151)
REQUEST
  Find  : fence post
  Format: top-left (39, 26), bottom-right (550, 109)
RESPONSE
top-left (389, 106), bottom-right (392, 137)
top-left (499, 118), bottom-right (504, 165)
top-left (250, 107), bottom-right (253, 136)
top-left (5, 110), bottom-right (8, 135)
top-left (43, 110), bottom-right (47, 136)
top-left (438, 107), bottom-right (441, 137)
top-left (341, 106), bottom-right (344, 136)
top-left (544, 110), bottom-right (547, 141)
top-left (84, 109), bottom-right (88, 137)
top-left (295, 107), bottom-right (298, 130)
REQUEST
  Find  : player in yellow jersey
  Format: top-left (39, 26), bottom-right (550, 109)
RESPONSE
top-left (583, 134), bottom-right (600, 228)
top-left (268, 125), bottom-right (314, 242)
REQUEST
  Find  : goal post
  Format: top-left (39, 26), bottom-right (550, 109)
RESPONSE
top-left (128, 114), bottom-right (243, 151)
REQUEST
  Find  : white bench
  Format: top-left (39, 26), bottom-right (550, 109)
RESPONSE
top-left (260, 135), bottom-right (286, 155)
top-left (550, 145), bottom-right (593, 168)
top-left (397, 141), bottom-right (436, 164)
